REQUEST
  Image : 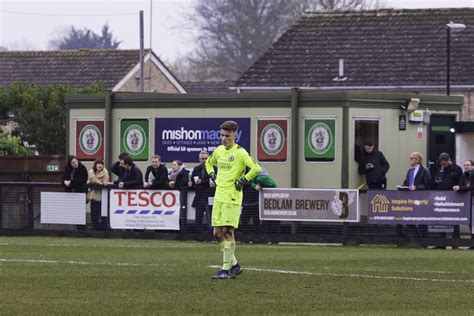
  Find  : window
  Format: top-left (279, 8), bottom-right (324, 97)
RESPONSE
top-left (354, 120), bottom-right (379, 161)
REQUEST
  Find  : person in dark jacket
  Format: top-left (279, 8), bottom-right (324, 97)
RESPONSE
top-left (61, 155), bottom-right (88, 193)
top-left (168, 160), bottom-right (189, 189)
top-left (169, 160), bottom-right (190, 226)
top-left (453, 160), bottom-right (474, 193)
top-left (144, 154), bottom-right (169, 189)
top-left (188, 151), bottom-right (215, 232)
top-left (400, 152), bottom-right (432, 238)
top-left (455, 160), bottom-right (474, 239)
top-left (432, 152), bottom-right (463, 190)
top-left (110, 152), bottom-right (129, 180)
top-left (402, 152), bottom-right (431, 191)
top-left (453, 159), bottom-right (474, 240)
top-left (115, 156), bottom-right (143, 189)
top-left (358, 140), bottom-right (390, 189)
top-left (61, 155), bottom-right (89, 230)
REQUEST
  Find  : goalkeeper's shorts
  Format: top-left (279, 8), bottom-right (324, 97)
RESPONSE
top-left (212, 201), bottom-right (241, 228)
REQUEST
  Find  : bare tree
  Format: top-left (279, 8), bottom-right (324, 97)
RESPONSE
top-left (179, 0), bottom-right (382, 82)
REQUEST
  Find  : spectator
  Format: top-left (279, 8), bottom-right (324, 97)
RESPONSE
top-left (115, 156), bottom-right (143, 189)
top-left (169, 160), bottom-right (190, 225)
top-left (188, 151), bottom-right (215, 232)
top-left (144, 154), bottom-right (169, 189)
top-left (452, 159), bottom-right (474, 240)
top-left (432, 152), bottom-right (463, 190)
top-left (241, 169), bottom-right (276, 232)
top-left (61, 155), bottom-right (88, 230)
top-left (454, 160), bottom-right (474, 240)
top-left (402, 152), bottom-right (431, 191)
top-left (357, 140), bottom-right (390, 189)
top-left (61, 155), bottom-right (88, 193)
top-left (110, 152), bottom-right (129, 180)
top-left (432, 153), bottom-right (463, 239)
top-left (87, 159), bottom-right (109, 229)
top-left (399, 152), bottom-right (431, 238)
top-left (168, 160), bottom-right (189, 189)
top-left (453, 160), bottom-right (474, 193)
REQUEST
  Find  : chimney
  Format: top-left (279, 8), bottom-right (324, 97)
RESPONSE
top-left (333, 58), bottom-right (348, 82)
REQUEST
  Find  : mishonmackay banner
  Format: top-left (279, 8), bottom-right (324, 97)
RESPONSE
top-left (260, 188), bottom-right (359, 222)
top-left (155, 117), bottom-right (251, 162)
top-left (368, 190), bottom-right (470, 225)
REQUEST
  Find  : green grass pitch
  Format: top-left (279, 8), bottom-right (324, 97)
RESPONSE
top-left (1, 236), bottom-right (473, 314)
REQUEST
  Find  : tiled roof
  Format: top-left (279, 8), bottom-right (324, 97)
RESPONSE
top-left (182, 81), bottom-right (234, 93)
top-left (0, 49), bottom-right (150, 89)
top-left (237, 8), bottom-right (474, 88)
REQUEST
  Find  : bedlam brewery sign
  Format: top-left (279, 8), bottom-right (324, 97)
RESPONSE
top-left (368, 190), bottom-right (470, 225)
top-left (259, 188), bottom-right (359, 222)
top-left (109, 189), bottom-right (180, 230)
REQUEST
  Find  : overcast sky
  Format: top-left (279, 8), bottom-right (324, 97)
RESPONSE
top-left (1, 0), bottom-right (473, 64)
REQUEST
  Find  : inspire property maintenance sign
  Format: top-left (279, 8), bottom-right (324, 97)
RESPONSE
top-left (368, 190), bottom-right (470, 225)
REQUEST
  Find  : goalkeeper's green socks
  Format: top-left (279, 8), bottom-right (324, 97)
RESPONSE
top-left (230, 241), bottom-right (237, 266)
top-left (222, 240), bottom-right (237, 270)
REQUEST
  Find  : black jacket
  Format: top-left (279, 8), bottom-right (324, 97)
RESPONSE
top-left (190, 164), bottom-right (215, 208)
top-left (432, 164), bottom-right (463, 190)
top-left (169, 168), bottom-right (190, 190)
top-left (61, 163), bottom-right (88, 193)
top-left (116, 164), bottom-right (143, 189)
top-left (457, 171), bottom-right (474, 194)
top-left (145, 164), bottom-right (169, 189)
top-left (110, 161), bottom-right (126, 179)
top-left (403, 165), bottom-right (431, 190)
top-left (358, 150), bottom-right (390, 185)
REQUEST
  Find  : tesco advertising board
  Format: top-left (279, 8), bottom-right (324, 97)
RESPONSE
top-left (109, 189), bottom-right (180, 230)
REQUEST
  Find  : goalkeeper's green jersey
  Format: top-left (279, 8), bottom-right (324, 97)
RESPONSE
top-left (205, 144), bottom-right (262, 206)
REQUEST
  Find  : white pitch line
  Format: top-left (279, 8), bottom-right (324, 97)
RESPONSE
top-left (2, 258), bottom-right (473, 283)
top-left (0, 242), bottom-right (204, 249)
top-left (0, 258), bottom-right (164, 267)
top-left (208, 265), bottom-right (474, 284)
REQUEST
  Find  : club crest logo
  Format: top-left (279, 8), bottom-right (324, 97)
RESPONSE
top-left (308, 122), bottom-right (332, 154)
top-left (261, 123), bottom-right (284, 155)
top-left (124, 124), bottom-right (146, 155)
top-left (79, 124), bottom-right (101, 155)
top-left (228, 155), bottom-right (234, 162)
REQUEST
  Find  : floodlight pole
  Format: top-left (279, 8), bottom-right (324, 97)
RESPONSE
top-left (139, 10), bottom-right (145, 92)
top-left (447, 27), bottom-right (451, 96)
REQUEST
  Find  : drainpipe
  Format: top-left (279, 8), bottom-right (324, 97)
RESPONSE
top-left (291, 88), bottom-right (299, 188)
top-left (105, 91), bottom-right (113, 168)
top-left (341, 102), bottom-right (349, 189)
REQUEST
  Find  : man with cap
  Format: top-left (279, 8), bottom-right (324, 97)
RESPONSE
top-left (357, 140), bottom-right (390, 190)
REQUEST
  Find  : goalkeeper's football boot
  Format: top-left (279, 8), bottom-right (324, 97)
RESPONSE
top-left (211, 269), bottom-right (234, 279)
top-left (230, 263), bottom-right (243, 277)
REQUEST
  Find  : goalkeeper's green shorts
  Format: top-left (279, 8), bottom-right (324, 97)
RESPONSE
top-left (212, 201), bottom-right (241, 228)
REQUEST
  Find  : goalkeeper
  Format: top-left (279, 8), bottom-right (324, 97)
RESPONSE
top-left (206, 120), bottom-right (262, 279)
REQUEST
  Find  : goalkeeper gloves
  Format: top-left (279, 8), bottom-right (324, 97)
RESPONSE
top-left (209, 173), bottom-right (216, 182)
top-left (234, 176), bottom-right (248, 191)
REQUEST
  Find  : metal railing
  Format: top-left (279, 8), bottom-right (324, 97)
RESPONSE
top-left (0, 182), bottom-right (472, 247)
